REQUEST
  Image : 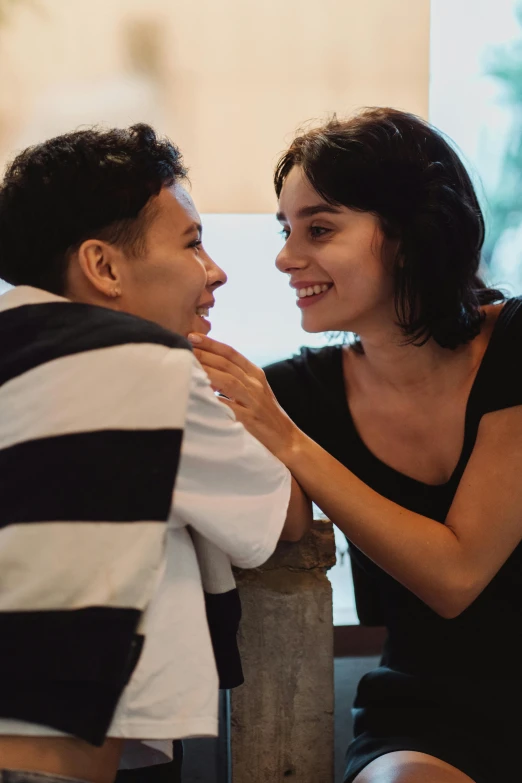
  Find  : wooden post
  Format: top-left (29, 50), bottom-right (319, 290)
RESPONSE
top-left (231, 520), bottom-right (336, 782)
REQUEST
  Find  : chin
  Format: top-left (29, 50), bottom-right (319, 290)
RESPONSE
top-left (302, 310), bottom-right (356, 334)
top-left (302, 325), bottom-right (324, 334)
top-left (301, 317), bottom-right (337, 334)
top-left (188, 316), bottom-right (211, 336)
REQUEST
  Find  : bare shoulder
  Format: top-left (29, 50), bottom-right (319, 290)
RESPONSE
top-left (481, 300), bottom-right (507, 330)
top-left (457, 300), bottom-right (509, 377)
top-left (473, 301), bottom-right (506, 348)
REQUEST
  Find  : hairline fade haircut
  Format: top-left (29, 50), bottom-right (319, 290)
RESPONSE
top-left (0, 123), bottom-right (187, 295)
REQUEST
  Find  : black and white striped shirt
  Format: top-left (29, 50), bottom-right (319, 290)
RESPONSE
top-left (0, 286), bottom-right (291, 759)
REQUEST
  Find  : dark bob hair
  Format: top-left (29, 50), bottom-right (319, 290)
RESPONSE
top-left (274, 108), bottom-right (504, 349)
top-left (0, 123), bottom-right (186, 295)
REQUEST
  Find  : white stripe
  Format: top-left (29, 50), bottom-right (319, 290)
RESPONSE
top-left (189, 531), bottom-right (236, 594)
top-left (0, 521), bottom-right (166, 611)
top-left (0, 285), bottom-right (66, 313)
top-left (0, 344), bottom-right (194, 453)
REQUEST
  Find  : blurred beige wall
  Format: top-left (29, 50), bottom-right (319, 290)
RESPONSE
top-left (0, 0), bottom-right (430, 212)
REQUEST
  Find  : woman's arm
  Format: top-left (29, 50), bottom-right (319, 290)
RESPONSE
top-left (282, 406), bottom-right (522, 618)
top-left (188, 334), bottom-right (522, 618)
top-left (280, 477), bottom-right (313, 541)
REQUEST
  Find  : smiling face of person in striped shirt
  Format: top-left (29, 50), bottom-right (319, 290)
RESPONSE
top-left (0, 124), bottom-right (227, 340)
top-left (66, 183), bottom-right (227, 338)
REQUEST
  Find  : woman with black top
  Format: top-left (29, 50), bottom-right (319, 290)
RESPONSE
top-left (188, 108), bottom-right (522, 783)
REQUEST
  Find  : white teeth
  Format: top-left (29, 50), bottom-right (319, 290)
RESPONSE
top-left (196, 307), bottom-right (209, 316)
top-left (297, 284), bottom-right (331, 299)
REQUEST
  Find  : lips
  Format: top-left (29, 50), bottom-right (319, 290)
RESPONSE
top-left (192, 299), bottom-right (214, 335)
top-left (296, 287), bottom-right (331, 309)
top-left (194, 312), bottom-right (211, 335)
top-left (195, 299), bottom-right (214, 313)
top-left (290, 280), bottom-right (333, 292)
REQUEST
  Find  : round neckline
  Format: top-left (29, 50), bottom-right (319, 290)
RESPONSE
top-left (329, 298), bottom-right (521, 490)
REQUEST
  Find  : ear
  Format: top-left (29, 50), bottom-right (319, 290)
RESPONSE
top-left (76, 239), bottom-right (123, 299)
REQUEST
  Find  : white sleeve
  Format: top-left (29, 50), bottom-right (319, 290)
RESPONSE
top-left (170, 360), bottom-right (292, 569)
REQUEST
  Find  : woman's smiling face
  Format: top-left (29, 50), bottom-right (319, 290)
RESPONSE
top-left (276, 166), bottom-right (397, 335)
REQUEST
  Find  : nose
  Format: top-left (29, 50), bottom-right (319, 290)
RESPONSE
top-left (202, 250), bottom-right (227, 290)
top-left (275, 236), bottom-right (306, 275)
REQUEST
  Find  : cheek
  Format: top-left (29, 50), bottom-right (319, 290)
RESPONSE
top-left (187, 259), bottom-right (207, 299)
top-left (163, 265), bottom-right (206, 312)
top-left (326, 244), bottom-right (392, 299)
top-left (135, 256), bottom-right (206, 302)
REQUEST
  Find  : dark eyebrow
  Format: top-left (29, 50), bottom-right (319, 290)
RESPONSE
top-left (276, 204), bottom-right (343, 222)
top-left (182, 221), bottom-right (202, 237)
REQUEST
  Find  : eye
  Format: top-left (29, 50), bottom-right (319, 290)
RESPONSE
top-left (279, 227), bottom-right (290, 240)
top-left (310, 226), bottom-right (331, 239)
top-left (188, 238), bottom-right (202, 251)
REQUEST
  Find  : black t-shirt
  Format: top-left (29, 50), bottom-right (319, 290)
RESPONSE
top-left (265, 298), bottom-right (522, 696)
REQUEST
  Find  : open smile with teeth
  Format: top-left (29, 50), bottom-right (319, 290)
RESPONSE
top-left (195, 306), bottom-right (210, 317)
top-left (297, 284), bottom-right (332, 299)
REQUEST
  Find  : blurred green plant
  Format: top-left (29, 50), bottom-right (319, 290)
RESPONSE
top-left (483, 3), bottom-right (522, 268)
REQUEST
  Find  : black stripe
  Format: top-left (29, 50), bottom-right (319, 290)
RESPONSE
top-left (0, 606), bottom-right (143, 745)
top-left (205, 588), bottom-right (244, 689)
top-left (0, 429), bottom-right (182, 526)
top-left (0, 302), bottom-right (192, 388)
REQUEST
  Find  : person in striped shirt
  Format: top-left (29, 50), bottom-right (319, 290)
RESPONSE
top-left (0, 124), bottom-right (312, 783)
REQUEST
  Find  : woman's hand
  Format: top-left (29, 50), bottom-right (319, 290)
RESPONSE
top-left (188, 332), bottom-right (300, 464)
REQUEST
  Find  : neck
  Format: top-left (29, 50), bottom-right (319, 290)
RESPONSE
top-left (353, 322), bottom-right (473, 396)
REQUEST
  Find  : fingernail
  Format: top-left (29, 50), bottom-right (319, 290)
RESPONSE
top-left (188, 333), bottom-right (203, 344)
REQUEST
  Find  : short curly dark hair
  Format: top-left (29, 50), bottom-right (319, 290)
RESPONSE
top-left (275, 108), bottom-right (504, 349)
top-left (0, 123), bottom-right (187, 294)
